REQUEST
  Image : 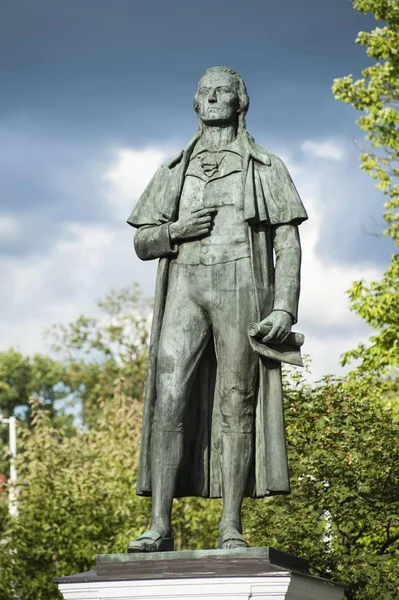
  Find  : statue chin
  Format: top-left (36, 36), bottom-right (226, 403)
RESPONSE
top-left (200, 114), bottom-right (236, 126)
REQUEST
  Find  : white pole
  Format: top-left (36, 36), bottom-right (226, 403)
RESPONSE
top-left (0, 415), bottom-right (18, 517)
top-left (8, 416), bottom-right (18, 517)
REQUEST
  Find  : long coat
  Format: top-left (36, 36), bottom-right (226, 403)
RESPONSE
top-left (127, 131), bottom-right (308, 498)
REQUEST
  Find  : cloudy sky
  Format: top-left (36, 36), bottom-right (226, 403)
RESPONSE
top-left (0, 0), bottom-right (394, 380)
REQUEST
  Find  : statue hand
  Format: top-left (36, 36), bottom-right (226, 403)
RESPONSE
top-left (169, 208), bottom-right (217, 242)
top-left (259, 311), bottom-right (293, 344)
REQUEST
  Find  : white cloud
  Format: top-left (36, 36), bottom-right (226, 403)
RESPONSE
top-left (297, 192), bottom-right (380, 380)
top-left (300, 138), bottom-right (347, 161)
top-left (279, 139), bottom-right (383, 380)
top-left (0, 215), bottom-right (17, 239)
top-left (0, 221), bottom-right (158, 355)
top-left (104, 148), bottom-right (169, 219)
top-left (0, 149), bottom-right (162, 355)
top-left (300, 194), bottom-right (379, 326)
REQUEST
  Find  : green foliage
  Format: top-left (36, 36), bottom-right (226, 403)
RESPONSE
top-left (1, 350), bottom-right (397, 599)
top-left (0, 285), bottom-right (221, 599)
top-left (332, 0), bottom-right (398, 244)
top-left (341, 255), bottom-right (399, 378)
top-left (48, 284), bottom-right (149, 427)
top-left (0, 387), bottom-right (149, 600)
top-left (172, 497), bottom-right (221, 551)
top-left (0, 349), bottom-right (69, 423)
top-left (0, 386), bottom-right (220, 599)
top-left (332, 0), bottom-right (399, 384)
top-left (243, 367), bottom-right (399, 600)
top-left (0, 488), bottom-right (8, 533)
top-left (0, 350), bottom-right (74, 476)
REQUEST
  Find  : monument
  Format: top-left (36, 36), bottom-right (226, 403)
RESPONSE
top-left (126, 65), bottom-right (307, 552)
top-left (56, 67), bottom-right (345, 600)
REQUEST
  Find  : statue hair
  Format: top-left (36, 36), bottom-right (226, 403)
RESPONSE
top-left (193, 66), bottom-right (250, 135)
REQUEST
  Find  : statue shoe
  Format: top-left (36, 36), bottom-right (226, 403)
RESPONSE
top-left (218, 529), bottom-right (248, 550)
top-left (127, 530), bottom-right (174, 553)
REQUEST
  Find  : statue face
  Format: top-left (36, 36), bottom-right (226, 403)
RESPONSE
top-left (196, 71), bottom-right (239, 126)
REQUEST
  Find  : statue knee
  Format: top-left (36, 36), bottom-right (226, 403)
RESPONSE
top-left (219, 389), bottom-right (254, 434)
top-left (152, 391), bottom-right (185, 433)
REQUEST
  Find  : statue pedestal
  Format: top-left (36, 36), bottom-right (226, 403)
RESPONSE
top-left (55, 547), bottom-right (345, 600)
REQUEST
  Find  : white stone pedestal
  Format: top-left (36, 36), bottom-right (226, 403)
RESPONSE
top-left (56, 547), bottom-right (345, 600)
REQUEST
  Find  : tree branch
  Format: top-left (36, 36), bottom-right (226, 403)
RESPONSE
top-left (378, 532), bottom-right (399, 555)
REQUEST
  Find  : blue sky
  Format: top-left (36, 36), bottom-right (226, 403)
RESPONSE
top-left (0, 0), bottom-right (394, 378)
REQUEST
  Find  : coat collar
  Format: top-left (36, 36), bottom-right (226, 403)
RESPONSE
top-left (167, 131), bottom-right (271, 169)
top-left (190, 135), bottom-right (244, 159)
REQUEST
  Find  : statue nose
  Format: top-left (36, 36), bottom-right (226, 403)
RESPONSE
top-left (208, 90), bottom-right (217, 103)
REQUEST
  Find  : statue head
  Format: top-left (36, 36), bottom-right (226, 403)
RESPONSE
top-left (193, 66), bottom-right (250, 134)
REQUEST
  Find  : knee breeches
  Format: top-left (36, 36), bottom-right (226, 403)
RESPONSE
top-left (154, 258), bottom-right (258, 435)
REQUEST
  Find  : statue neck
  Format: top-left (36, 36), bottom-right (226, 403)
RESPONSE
top-left (200, 123), bottom-right (238, 151)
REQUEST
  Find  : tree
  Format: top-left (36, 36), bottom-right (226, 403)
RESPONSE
top-left (48, 284), bottom-right (150, 427)
top-left (242, 367), bottom-right (399, 600)
top-left (332, 0), bottom-right (398, 243)
top-left (0, 349), bottom-right (70, 424)
top-left (1, 284), bottom-right (399, 600)
top-left (0, 285), bottom-right (221, 600)
top-left (332, 0), bottom-right (398, 378)
top-left (0, 384), bottom-right (148, 600)
top-left (341, 259), bottom-right (399, 381)
top-left (0, 380), bottom-right (220, 600)
top-left (0, 349), bottom-right (74, 477)
top-left (2, 363), bottom-right (398, 600)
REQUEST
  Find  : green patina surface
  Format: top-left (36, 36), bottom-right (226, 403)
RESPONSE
top-left (126, 66), bottom-right (308, 551)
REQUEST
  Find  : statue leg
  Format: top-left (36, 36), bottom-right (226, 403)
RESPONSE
top-left (150, 265), bottom-right (211, 540)
top-left (211, 258), bottom-right (258, 548)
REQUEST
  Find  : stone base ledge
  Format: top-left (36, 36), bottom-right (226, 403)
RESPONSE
top-left (56, 547), bottom-right (345, 600)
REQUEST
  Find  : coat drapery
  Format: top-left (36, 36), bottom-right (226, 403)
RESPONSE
top-left (127, 131), bottom-right (308, 498)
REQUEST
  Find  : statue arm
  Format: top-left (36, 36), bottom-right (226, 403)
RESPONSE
top-left (127, 164), bottom-right (179, 261)
top-left (134, 223), bottom-right (179, 261)
top-left (272, 223), bottom-right (302, 324)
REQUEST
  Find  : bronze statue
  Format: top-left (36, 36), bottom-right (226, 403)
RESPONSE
top-left (127, 66), bottom-right (308, 552)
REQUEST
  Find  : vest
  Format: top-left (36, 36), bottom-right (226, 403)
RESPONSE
top-left (175, 147), bottom-right (250, 266)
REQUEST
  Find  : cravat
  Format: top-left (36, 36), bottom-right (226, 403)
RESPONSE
top-left (199, 152), bottom-right (222, 178)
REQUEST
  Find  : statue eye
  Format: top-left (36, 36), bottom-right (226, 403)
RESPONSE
top-left (199, 88), bottom-right (209, 96)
